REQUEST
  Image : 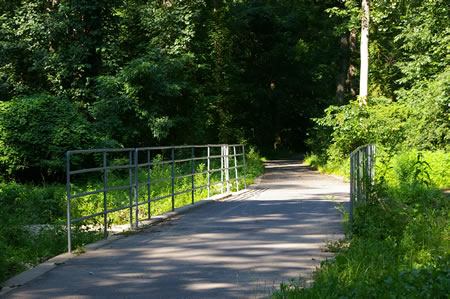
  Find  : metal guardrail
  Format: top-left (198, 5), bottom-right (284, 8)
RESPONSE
top-left (349, 144), bottom-right (375, 231)
top-left (66, 144), bottom-right (247, 252)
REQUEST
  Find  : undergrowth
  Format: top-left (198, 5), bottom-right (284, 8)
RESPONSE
top-left (0, 149), bottom-right (264, 283)
top-left (273, 150), bottom-right (450, 298)
top-left (304, 153), bottom-right (349, 178)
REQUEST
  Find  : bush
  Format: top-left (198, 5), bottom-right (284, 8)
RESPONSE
top-left (287, 148), bottom-right (449, 298)
top-left (308, 69), bottom-right (449, 167)
top-left (0, 183), bottom-right (66, 226)
top-left (380, 150), bottom-right (450, 191)
top-left (0, 148), bottom-right (265, 283)
top-left (0, 94), bottom-right (96, 180)
top-left (245, 146), bottom-right (265, 183)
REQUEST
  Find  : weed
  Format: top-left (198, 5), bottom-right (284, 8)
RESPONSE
top-left (0, 150), bottom-right (264, 282)
top-left (274, 150), bottom-right (450, 298)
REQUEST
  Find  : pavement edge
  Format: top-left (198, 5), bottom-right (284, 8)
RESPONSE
top-left (0, 189), bottom-right (254, 297)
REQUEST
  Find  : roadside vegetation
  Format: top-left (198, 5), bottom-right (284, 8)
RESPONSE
top-left (0, 150), bottom-right (264, 283)
top-left (272, 3), bottom-right (449, 296)
top-left (272, 1), bottom-right (449, 296)
top-left (274, 150), bottom-right (449, 298)
top-left (1, 0), bottom-right (448, 296)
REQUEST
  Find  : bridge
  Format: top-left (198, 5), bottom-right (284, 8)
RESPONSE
top-left (2, 158), bottom-right (348, 298)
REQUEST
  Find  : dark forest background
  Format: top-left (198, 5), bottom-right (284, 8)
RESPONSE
top-left (1, 0), bottom-right (449, 291)
top-left (1, 0), bottom-right (448, 182)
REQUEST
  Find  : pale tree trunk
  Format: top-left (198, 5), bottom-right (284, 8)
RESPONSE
top-left (359, 0), bottom-right (370, 103)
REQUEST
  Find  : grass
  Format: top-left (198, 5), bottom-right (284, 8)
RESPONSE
top-left (0, 148), bottom-right (265, 283)
top-left (273, 150), bottom-right (450, 298)
top-left (304, 153), bottom-right (349, 177)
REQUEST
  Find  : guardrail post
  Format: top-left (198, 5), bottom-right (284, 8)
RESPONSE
top-left (103, 152), bottom-right (108, 238)
top-left (233, 145), bottom-right (239, 192)
top-left (242, 145), bottom-right (247, 189)
top-left (134, 149), bottom-right (139, 228)
top-left (207, 145), bottom-right (210, 197)
top-left (171, 148), bottom-right (175, 211)
top-left (66, 152), bottom-right (72, 253)
top-left (349, 144), bottom-right (376, 234)
top-left (147, 149), bottom-right (151, 219)
top-left (129, 151), bottom-right (133, 228)
top-left (225, 145), bottom-right (230, 193)
top-left (363, 149), bottom-right (367, 201)
top-left (369, 145), bottom-right (375, 184)
top-left (350, 152), bottom-right (354, 233)
top-left (356, 151), bottom-right (361, 203)
top-left (191, 146), bottom-right (195, 204)
top-left (221, 145), bottom-right (224, 194)
top-left (65, 143), bottom-right (248, 253)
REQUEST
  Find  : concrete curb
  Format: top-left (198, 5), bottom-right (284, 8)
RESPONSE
top-left (0, 191), bottom-right (249, 297)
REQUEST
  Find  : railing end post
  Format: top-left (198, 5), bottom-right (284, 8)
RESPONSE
top-left (66, 151), bottom-right (72, 253)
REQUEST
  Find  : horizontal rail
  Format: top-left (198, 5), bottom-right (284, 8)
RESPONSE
top-left (70, 158), bottom-right (244, 174)
top-left (71, 204), bottom-right (133, 223)
top-left (145, 160), bottom-right (173, 166)
top-left (71, 184), bottom-right (134, 199)
top-left (136, 144), bottom-right (232, 151)
top-left (349, 144), bottom-right (376, 233)
top-left (68, 148), bottom-right (135, 154)
top-left (70, 164), bottom-right (134, 175)
top-left (149, 177), bottom-right (172, 184)
top-left (67, 144), bottom-right (247, 253)
top-left (147, 193), bottom-right (173, 203)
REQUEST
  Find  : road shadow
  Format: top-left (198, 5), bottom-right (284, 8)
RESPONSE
top-left (5, 159), bottom-right (349, 298)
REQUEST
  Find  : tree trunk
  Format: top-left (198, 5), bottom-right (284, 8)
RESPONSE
top-left (359, 0), bottom-right (370, 101)
top-left (347, 29), bottom-right (357, 97)
top-left (336, 33), bottom-right (349, 104)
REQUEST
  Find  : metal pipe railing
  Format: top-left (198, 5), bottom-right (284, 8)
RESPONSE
top-left (349, 144), bottom-right (375, 231)
top-left (66, 144), bottom-right (247, 252)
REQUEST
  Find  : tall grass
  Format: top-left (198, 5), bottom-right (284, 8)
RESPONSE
top-left (0, 148), bottom-right (265, 283)
top-left (304, 153), bottom-right (349, 178)
top-left (275, 150), bottom-right (450, 298)
top-left (69, 150), bottom-right (259, 226)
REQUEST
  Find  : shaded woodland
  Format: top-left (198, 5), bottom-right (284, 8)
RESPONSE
top-left (1, 0), bottom-right (448, 182)
top-left (1, 0), bottom-right (340, 182)
top-left (1, 1), bottom-right (449, 292)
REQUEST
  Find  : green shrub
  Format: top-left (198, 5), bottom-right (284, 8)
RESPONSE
top-left (380, 150), bottom-right (450, 193)
top-left (0, 149), bottom-right (265, 283)
top-left (0, 183), bottom-right (66, 225)
top-left (280, 148), bottom-right (449, 298)
top-left (0, 93), bottom-right (96, 180)
top-left (308, 69), bottom-right (449, 167)
top-left (245, 146), bottom-right (265, 183)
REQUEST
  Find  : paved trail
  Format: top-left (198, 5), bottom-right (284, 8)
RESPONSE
top-left (3, 159), bottom-right (349, 298)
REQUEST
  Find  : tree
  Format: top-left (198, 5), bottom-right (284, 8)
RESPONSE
top-left (359, 0), bottom-right (370, 103)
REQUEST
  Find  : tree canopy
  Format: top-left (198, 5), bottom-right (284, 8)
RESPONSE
top-left (1, 0), bottom-right (448, 181)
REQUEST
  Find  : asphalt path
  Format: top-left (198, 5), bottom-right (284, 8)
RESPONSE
top-left (3, 159), bottom-right (349, 298)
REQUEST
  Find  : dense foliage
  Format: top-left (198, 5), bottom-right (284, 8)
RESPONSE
top-left (0, 150), bottom-right (264, 283)
top-left (0, 94), bottom-right (96, 181)
top-left (306, 0), bottom-right (449, 163)
top-left (273, 150), bottom-right (450, 298)
top-left (287, 0), bottom-right (450, 297)
top-left (1, 0), bottom-right (342, 181)
top-left (1, 0), bottom-right (449, 295)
